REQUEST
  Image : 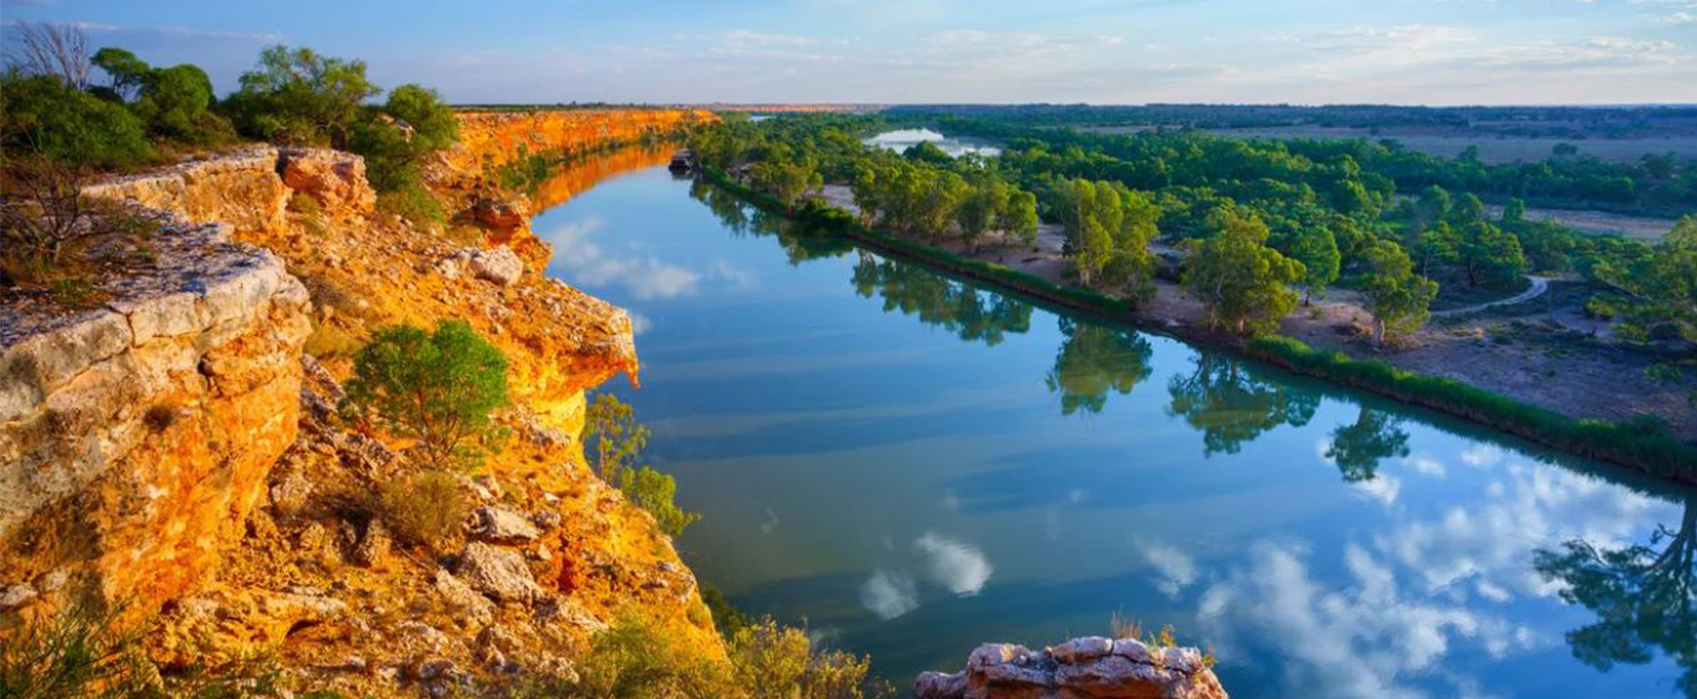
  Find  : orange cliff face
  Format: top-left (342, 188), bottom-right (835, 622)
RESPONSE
top-left (2, 120), bottom-right (723, 696)
top-left (434, 108), bottom-right (718, 185)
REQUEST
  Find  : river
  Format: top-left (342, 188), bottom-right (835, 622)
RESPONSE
top-left (528, 147), bottom-right (1697, 699)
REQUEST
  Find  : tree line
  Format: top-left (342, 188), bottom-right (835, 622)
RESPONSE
top-left (2, 23), bottom-right (460, 228)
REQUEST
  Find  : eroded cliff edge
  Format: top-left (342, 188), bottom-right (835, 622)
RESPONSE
top-left (0, 110), bottom-right (716, 696)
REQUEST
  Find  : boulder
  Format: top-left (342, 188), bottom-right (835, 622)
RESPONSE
top-left (455, 542), bottom-right (545, 604)
top-left (469, 246), bottom-right (524, 286)
top-left (277, 147), bottom-right (376, 215)
top-left (472, 506), bottom-right (541, 544)
top-left (470, 196), bottom-right (529, 230)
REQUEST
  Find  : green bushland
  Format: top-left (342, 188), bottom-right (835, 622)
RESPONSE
top-left (704, 166), bottom-right (1135, 318)
top-left (341, 319), bottom-right (510, 470)
top-left (1246, 335), bottom-right (1697, 479)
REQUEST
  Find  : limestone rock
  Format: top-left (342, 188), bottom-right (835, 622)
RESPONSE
top-left (353, 519), bottom-right (392, 567)
top-left (278, 147), bottom-right (376, 215)
top-left (0, 218), bottom-right (310, 624)
top-left (455, 542), bottom-right (544, 604)
top-left (914, 637), bottom-right (1229, 699)
top-left (1053, 636), bottom-right (1114, 664)
top-left (470, 196), bottom-right (529, 230)
top-left (469, 246), bottom-right (524, 286)
top-left (433, 568), bottom-right (495, 625)
top-left (472, 506), bottom-right (541, 544)
top-left (0, 583), bottom-right (38, 610)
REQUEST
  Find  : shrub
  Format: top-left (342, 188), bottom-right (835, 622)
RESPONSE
top-left (377, 469), bottom-right (465, 551)
top-left (0, 157), bottom-right (158, 288)
top-left (342, 320), bottom-right (509, 469)
top-left (585, 393), bottom-right (699, 535)
top-left (729, 618), bottom-right (892, 699)
top-left (0, 72), bottom-right (154, 167)
top-left (700, 583), bottom-right (749, 639)
top-left (1583, 296), bottom-right (1617, 320)
top-left (584, 393), bottom-right (648, 485)
top-left (375, 184), bottom-right (446, 230)
top-left (568, 611), bottom-right (728, 699)
top-left (554, 612), bottom-right (890, 699)
top-left (221, 46), bottom-right (379, 147)
top-left (0, 602), bottom-right (287, 699)
top-left (620, 466), bottom-right (698, 536)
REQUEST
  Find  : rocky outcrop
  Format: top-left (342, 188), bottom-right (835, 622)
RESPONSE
top-left (0, 219), bottom-right (311, 624)
top-left (278, 147), bottom-right (377, 216)
top-left (80, 146), bottom-right (290, 237)
top-left (915, 637), bottom-right (1229, 699)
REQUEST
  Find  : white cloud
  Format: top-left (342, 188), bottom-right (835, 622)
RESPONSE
top-left (914, 531), bottom-right (993, 596)
top-left (1137, 539), bottom-right (1199, 599)
top-left (543, 218), bottom-right (702, 299)
top-left (859, 570), bottom-right (919, 620)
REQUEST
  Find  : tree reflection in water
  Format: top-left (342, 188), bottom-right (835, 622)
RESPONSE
top-left (1535, 495), bottom-right (1697, 698)
top-left (1166, 354), bottom-right (1319, 456)
top-left (691, 178), bottom-right (854, 264)
top-left (850, 251), bottom-right (1033, 347)
top-left (1325, 407), bottom-right (1412, 483)
top-left (1044, 317), bottom-right (1153, 416)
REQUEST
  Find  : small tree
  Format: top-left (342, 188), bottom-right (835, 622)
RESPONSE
top-left (342, 320), bottom-right (509, 469)
top-left (1181, 210), bottom-right (1305, 335)
top-left (1290, 225), bottom-right (1340, 304)
top-left (585, 393), bottom-right (698, 535)
top-left (1362, 240), bottom-right (1440, 347)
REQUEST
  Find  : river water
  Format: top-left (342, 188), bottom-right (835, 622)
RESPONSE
top-left (528, 148), bottom-right (1696, 699)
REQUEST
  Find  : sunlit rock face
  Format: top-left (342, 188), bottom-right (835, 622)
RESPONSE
top-left (0, 219), bottom-right (311, 625)
top-left (81, 146), bottom-right (292, 237)
top-left (915, 638), bottom-right (1230, 699)
top-left (435, 108), bottom-right (717, 181)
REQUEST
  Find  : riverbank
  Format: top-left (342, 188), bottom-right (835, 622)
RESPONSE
top-left (704, 166), bottom-right (1697, 483)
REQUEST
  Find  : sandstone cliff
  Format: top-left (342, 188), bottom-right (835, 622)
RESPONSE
top-left (0, 111), bottom-right (716, 697)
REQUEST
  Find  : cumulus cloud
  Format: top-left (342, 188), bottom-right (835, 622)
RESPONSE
top-left (544, 218), bottom-right (702, 299)
top-left (914, 532), bottom-right (993, 596)
top-left (859, 570), bottom-right (919, 619)
top-left (1137, 539), bottom-right (1199, 599)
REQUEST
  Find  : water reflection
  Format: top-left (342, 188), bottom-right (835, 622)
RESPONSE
top-left (1536, 495), bottom-right (1697, 697)
top-left (851, 252), bottom-right (1033, 347)
top-left (1166, 354), bottom-right (1320, 456)
top-left (1325, 408), bottom-right (1413, 483)
top-left (533, 164), bottom-right (1697, 698)
top-left (1045, 317), bottom-right (1153, 416)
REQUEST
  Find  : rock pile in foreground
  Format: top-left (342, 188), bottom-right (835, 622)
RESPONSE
top-left (914, 637), bottom-right (1229, 699)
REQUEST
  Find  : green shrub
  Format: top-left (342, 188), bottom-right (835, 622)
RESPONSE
top-left (375, 183), bottom-right (446, 230)
top-left (700, 583), bottom-right (749, 639)
top-left (0, 72), bottom-right (154, 168)
top-left (729, 618), bottom-right (892, 699)
top-left (0, 602), bottom-right (287, 699)
top-left (1584, 296), bottom-right (1617, 320)
top-left (549, 612), bottom-right (890, 699)
top-left (585, 393), bottom-right (699, 535)
top-left (342, 320), bottom-right (509, 469)
top-left (620, 466), bottom-right (698, 536)
top-left (567, 611), bottom-right (728, 699)
top-left (378, 469), bottom-right (465, 551)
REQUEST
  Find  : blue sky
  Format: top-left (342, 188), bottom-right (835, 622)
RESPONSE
top-left (3, 0), bottom-right (1695, 104)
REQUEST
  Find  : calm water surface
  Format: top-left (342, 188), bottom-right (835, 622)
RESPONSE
top-left (865, 128), bottom-right (1001, 158)
top-left (530, 156), bottom-right (1697, 699)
